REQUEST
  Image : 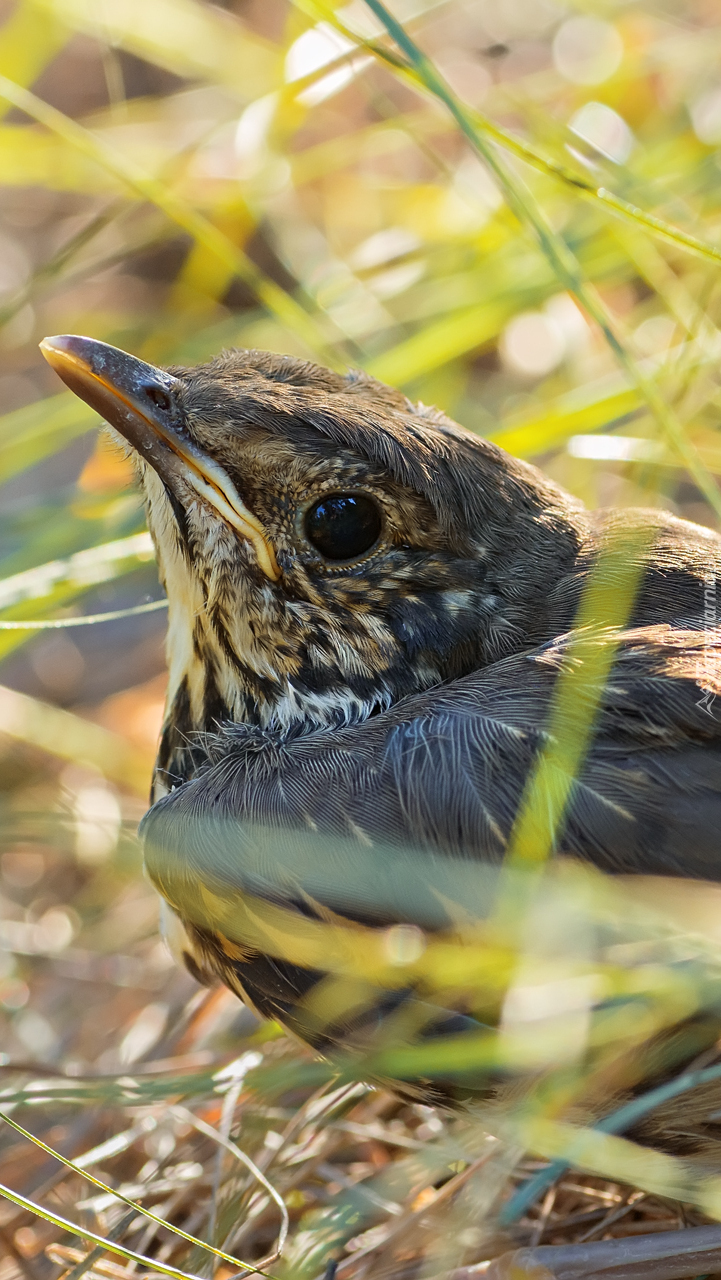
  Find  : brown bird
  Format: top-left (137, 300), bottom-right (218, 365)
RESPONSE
top-left (40, 334), bottom-right (721, 1083)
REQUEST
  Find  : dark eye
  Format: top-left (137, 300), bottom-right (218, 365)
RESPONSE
top-left (304, 494), bottom-right (382, 561)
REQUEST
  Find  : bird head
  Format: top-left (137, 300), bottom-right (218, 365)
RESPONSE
top-left (41, 335), bottom-right (587, 790)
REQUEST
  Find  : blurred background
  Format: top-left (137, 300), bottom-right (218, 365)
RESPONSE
top-left (1, 0), bottom-right (721, 1275)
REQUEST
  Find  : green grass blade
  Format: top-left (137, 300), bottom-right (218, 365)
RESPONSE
top-left (0, 1176), bottom-right (276, 1280)
top-left (0, 393), bottom-right (98, 484)
top-left (503, 535), bottom-right (649, 880)
top-left (491, 382), bottom-right (643, 456)
top-left (367, 300), bottom-right (518, 385)
top-left (316, 1), bottom-right (721, 273)
top-left (358, 0), bottom-right (721, 522)
top-left (0, 533), bottom-right (157, 659)
top-left (0, 1111), bottom-right (274, 1276)
top-left (0, 533), bottom-right (155, 610)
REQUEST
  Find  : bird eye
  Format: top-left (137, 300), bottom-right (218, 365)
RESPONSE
top-left (304, 494), bottom-right (382, 561)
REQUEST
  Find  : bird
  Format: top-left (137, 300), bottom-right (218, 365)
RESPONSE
top-left (40, 333), bottom-right (721, 1096)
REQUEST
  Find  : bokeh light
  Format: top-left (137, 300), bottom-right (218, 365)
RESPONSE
top-left (553, 16), bottom-right (624, 85)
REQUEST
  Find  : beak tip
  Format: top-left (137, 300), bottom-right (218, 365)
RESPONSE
top-left (40, 334), bottom-right (71, 351)
top-left (40, 336), bottom-right (70, 379)
top-left (39, 334), bottom-right (60, 356)
top-left (40, 333), bottom-right (87, 371)
top-left (40, 335), bottom-right (109, 388)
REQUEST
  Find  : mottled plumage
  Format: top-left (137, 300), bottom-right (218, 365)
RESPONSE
top-left (41, 335), bottom-right (721, 1087)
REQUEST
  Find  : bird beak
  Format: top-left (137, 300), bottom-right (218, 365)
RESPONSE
top-left (39, 334), bottom-right (280, 581)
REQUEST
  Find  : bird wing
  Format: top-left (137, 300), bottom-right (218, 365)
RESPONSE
top-left (143, 624), bottom-right (721, 936)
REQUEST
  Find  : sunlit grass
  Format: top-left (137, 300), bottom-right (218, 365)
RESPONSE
top-left (1, 0), bottom-right (721, 1275)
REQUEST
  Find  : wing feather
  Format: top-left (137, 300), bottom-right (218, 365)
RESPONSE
top-left (143, 625), bottom-right (721, 928)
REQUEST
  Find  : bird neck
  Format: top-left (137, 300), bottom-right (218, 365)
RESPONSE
top-left (153, 580), bottom-right (279, 796)
top-left (152, 572), bottom-right (400, 797)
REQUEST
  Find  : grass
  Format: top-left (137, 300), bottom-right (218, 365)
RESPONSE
top-left (2, 0), bottom-right (721, 1276)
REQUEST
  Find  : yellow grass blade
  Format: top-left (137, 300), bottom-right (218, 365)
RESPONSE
top-left (0, 74), bottom-right (338, 364)
top-left (0, 683), bottom-right (150, 792)
top-left (29, 0), bottom-right (279, 100)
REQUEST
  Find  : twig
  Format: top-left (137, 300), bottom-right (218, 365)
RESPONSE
top-left (451, 1224), bottom-right (721, 1280)
top-left (529, 1185), bottom-right (557, 1247)
top-left (573, 1189), bottom-right (646, 1244)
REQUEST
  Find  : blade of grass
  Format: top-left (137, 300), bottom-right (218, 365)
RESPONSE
top-left (311, 1), bottom-right (721, 273)
top-left (0, 683), bottom-right (150, 792)
top-left (0, 599), bottom-right (167, 628)
top-left (491, 383), bottom-right (643, 457)
top-left (501, 1061), bottom-right (721, 1225)
top-left (0, 1111), bottom-right (273, 1276)
top-left (0, 394), bottom-right (98, 484)
top-left (505, 1113), bottom-right (721, 1222)
top-left (0, 1066), bottom-right (223, 1106)
top-left (0, 0), bottom-right (69, 120)
top-left (0, 199), bottom-right (126, 330)
top-left (357, 0), bottom-right (721, 525)
top-left (366, 299), bottom-right (519, 385)
top-left (56, 1209), bottom-right (139, 1280)
top-left (0, 533), bottom-right (157, 659)
top-left (30, 0), bottom-right (278, 101)
top-left (171, 1105), bottom-right (289, 1269)
top-left (0, 533), bottom-right (155, 610)
top-left (0, 1178), bottom-right (276, 1280)
top-left (0, 122), bottom-right (119, 191)
top-left (492, 367), bottom-right (721, 463)
top-left (0, 74), bottom-right (340, 366)
top-left (497, 536), bottom-right (650, 929)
